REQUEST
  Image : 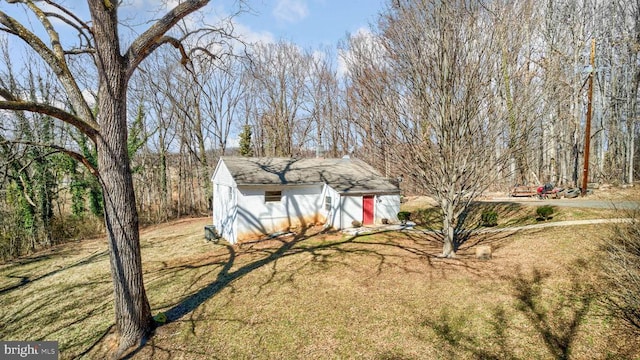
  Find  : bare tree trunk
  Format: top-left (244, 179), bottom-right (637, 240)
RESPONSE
top-left (98, 135), bottom-right (153, 354)
top-left (89, 3), bottom-right (153, 355)
top-left (441, 199), bottom-right (455, 258)
top-left (628, 67), bottom-right (639, 185)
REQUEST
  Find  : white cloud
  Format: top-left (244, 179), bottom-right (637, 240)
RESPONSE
top-left (337, 27), bottom-right (379, 78)
top-left (123, 0), bottom-right (175, 11)
top-left (272, 0), bottom-right (309, 24)
top-left (233, 21), bottom-right (275, 45)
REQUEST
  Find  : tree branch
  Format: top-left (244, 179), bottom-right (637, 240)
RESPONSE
top-left (0, 88), bottom-right (17, 101)
top-left (23, 0), bottom-right (66, 60)
top-left (124, 0), bottom-right (210, 80)
top-left (42, 0), bottom-right (94, 38)
top-left (1, 139), bottom-right (100, 178)
top-left (0, 10), bottom-right (63, 73)
top-left (44, 11), bottom-right (93, 48)
top-left (64, 48), bottom-right (96, 55)
top-left (0, 25), bottom-right (17, 36)
top-left (0, 100), bottom-right (98, 142)
top-left (159, 36), bottom-right (190, 65)
top-left (0, 5), bottom-right (95, 125)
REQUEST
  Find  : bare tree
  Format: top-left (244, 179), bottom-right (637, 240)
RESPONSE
top-left (376, 0), bottom-right (512, 257)
top-left (602, 0), bottom-right (640, 185)
top-left (0, 1), bottom-right (228, 356)
top-left (197, 53), bottom-right (246, 156)
top-left (248, 41), bottom-right (313, 156)
top-left (489, 0), bottom-right (541, 185)
top-left (133, 51), bottom-right (180, 222)
top-left (342, 31), bottom-right (399, 177)
top-left (306, 48), bottom-right (345, 157)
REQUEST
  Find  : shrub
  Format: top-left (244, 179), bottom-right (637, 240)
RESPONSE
top-left (536, 205), bottom-right (554, 220)
top-left (600, 215), bottom-right (640, 336)
top-left (397, 211), bottom-right (411, 223)
top-left (480, 210), bottom-right (498, 227)
top-left (351, 220), bottom-right (362, 228)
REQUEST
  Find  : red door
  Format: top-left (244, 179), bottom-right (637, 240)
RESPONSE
top-left (363, 196), bottom-right (374, 225)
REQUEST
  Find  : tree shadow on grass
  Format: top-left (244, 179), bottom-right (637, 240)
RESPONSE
top-left (0, 250), bottom-right (108, 294)
top-left (511, 267), bottom-right (594, 360)
top-left (119, 225), bottom-right (517, 359)
top-left (0, 272), bottom-right (114, 360)
top-left (421, 307), bottom-right (514, 360)
top-left (119, 227), bottom-right (322, 359)
top-left (157, 226), bottom-right (419, 324)
top-left (420, 265), bottom-right (594, 360)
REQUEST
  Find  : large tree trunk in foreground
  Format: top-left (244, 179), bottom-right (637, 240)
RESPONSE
top-left (99, 130), bottom-right (153, 354)
top-left (89, 2), bottom-right (153, 356)
top-left (98, 131), bottom-right (154, 355)
top-left (97, 107), bottom-right (154, 355)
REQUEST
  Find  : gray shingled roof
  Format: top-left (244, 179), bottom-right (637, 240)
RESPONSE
top-left (220, 157), bottom-right (400, 194)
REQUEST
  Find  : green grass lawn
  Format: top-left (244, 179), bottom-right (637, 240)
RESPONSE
top-left (1, 214), bottom-right (638, 359)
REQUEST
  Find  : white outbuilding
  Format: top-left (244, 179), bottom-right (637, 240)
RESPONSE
top-left (211, 156), bottom-right (401, 244)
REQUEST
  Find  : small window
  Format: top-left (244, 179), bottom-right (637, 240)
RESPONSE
top-left (325, 196), bottom-right (332, 210)
top-left (265, 190), bottom-right (282, 202)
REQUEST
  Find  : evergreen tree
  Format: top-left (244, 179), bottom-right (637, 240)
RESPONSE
top-left (239, 124), bottom-right (254, 157)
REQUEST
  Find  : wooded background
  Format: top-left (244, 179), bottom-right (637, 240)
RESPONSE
top-left (1, 0), bottom-right (638, 259)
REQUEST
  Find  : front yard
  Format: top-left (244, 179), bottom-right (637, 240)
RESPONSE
top-left (1, 211), bottom-right (637, 359)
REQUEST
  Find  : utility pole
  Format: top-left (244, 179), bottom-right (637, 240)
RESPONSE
top-left (581, 39), bottom-right (595, 197)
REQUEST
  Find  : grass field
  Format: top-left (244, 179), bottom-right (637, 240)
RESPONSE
top-left (1, 202), bottom-right (639, 359)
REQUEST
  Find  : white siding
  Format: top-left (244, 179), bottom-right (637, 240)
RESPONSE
top-left (211, 159), bottom-right (235, 186)
top-left (337, 193), bottom-right (401, 228)
top-left (375, 194), bottom-right (400, 223)
top-left (321, 185), bottom-right (341, 229)
top-left (340, 195), bottom-right (363, 229)
top-left (212, 161), bottom-right (238, 243)
top-left (235, 184), bottom-right (323, 242)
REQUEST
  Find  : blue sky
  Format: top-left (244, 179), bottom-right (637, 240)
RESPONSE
top-left (220, 0), bottom-right (386, 48)
top-left (0, 0), bottom-right (386, 54)
top-left (0, 0), bottom-right (386, 148)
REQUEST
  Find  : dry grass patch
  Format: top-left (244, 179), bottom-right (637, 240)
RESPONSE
top-left (590, 184), bottom-right (640, 201)
top-left (0, 235), bottom-right (113, 357)
top-left (403, 199), bottom-right (619, 230)
top-left (1, 217), bottom-right (638, 359)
